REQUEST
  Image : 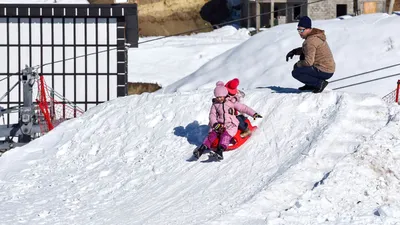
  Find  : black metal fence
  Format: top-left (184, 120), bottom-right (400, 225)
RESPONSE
top-left (0, 4), bottom-right (138, 125)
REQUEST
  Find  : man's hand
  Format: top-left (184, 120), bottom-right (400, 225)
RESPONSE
top-left (286, 47), bottom-right (303, 62)
top-left (286, 50), bottom-right (295, 62)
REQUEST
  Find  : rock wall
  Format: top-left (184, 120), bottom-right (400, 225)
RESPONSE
top-left (90, 0), bottom-right (212, 36)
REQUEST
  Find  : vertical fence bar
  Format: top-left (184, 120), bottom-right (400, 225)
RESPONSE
top-left (74, 17), bottom-right (77, 117)
top-left (107, 18), bottom-right (110, 101)
top-left (84, 17), bottom-right (88, 111)
top-left (18, 18), bottom-right (21, 122)
top-left (96, 17), bottom-right (99, 105)
top-left (62, 17), bottom-right (66, 118)
top-left (51, 17), bottom-right (55, 92)
top-left (6, 17), bottom-right (9, 126)
top-left (40, 17), bottom-right (43, 88)
top-left (396, 80), bottom-right (400, 103)
top-left (29, 18), bottom-right (32, 68)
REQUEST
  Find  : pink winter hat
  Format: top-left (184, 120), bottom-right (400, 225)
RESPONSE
top-left (214, 81), bottom-right (228, 97)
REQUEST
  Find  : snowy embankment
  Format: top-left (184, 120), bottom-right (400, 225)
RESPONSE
top-left (1, 89), bottom-right (399, 224)
top-left (163, 14), bottom-right (400, 98)
top-left (128, 26), bottom-right (251, 87)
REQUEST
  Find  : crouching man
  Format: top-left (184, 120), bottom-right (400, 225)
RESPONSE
top-left (286, 16), bottom-right (336, 93)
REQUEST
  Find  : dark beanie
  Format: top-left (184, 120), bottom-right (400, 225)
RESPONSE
top-left (298, 16), bottom-right (312, 28)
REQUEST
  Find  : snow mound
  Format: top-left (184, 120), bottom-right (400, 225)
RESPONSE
top-left (1, 89), bottom-right (399, 224)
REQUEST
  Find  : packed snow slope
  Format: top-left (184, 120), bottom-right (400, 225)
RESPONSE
top-left (1, 89), bottom-right (400, 224)
top-left (129, 27), bottom-right (251, 87)
top-left (163, 13), bottom-right (400, 97)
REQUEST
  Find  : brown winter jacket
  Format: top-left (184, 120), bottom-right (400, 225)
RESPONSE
top-left (297, 28), bottom-right (335, 73)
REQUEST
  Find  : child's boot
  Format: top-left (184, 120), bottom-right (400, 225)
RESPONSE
top-left (193, 144), bottom-right (207, 159)
top-left (214, 146), bottom-right (224, 160)
top-left (240, 127), bottom-right (252, 138)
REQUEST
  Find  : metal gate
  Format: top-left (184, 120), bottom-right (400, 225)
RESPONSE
top-left (0, 4), bottom-right (138, 126)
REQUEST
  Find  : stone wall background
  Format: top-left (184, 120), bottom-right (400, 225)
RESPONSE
top-left (90, 0), bottom-right (212, 36)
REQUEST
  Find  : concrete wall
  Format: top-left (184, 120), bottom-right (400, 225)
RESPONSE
top-left (308, 0), bottom-right (354, 20)
top-left (308, 0), bottom-right (386, 20)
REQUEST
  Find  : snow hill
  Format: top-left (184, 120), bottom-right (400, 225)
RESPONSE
top-left (1, 89), bottom-right (400, 224)
top-left (160, 14), bottom-right (400, 98)
top-left (1, 12), bottom-right (400, 225)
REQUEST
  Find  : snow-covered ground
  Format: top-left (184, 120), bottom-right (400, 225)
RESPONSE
top-left (1, 90), bottom-right (400, 224)
top-left (129, 14), bottom-right (400, 98)
top-left (164, 13), bottom-right (400, 98)
top-left (129, 27), bottom-right (251, 87)
top-left (1, 13), bottom-right (400, 225)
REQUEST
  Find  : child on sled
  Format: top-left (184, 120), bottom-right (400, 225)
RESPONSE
top-left (225, 78), bottom-right (252, 138)
top-left (193, 81), bottom-right (262, 160)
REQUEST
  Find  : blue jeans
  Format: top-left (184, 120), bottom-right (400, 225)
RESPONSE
top-left (292, 65), bottom-right (333, 88)
top-left (237, 115), bottom-right (248, 131)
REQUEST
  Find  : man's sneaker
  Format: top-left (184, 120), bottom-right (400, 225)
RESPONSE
top-left (240, 128), bottom-right (252, 138)
top-left (313, 80), bottom-right (329, 93)
top-left (193, 145), bottom-right (207, 159)
top-left (298, 85), bottom-right (315, 91)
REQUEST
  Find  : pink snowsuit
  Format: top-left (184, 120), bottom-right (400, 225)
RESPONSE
top-left (227, 90), bottom-right (245, 115)
top-left (203, 96), bottom-right (256, 150)
top-left (228, 90), bottom-right (245, 104)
